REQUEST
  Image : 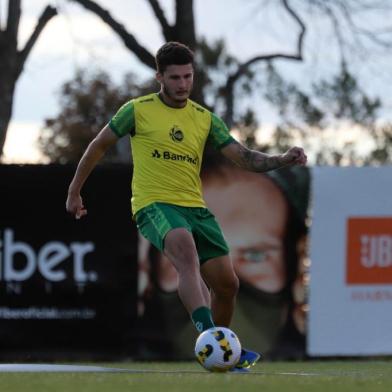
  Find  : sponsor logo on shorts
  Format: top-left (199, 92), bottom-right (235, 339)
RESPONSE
top-left (151, 149), bottom-right (199, 165)
top-left (346, 217), bottom-right (392, 284)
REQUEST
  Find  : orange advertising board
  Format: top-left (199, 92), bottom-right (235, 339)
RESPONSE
top-left (346, 217), bottom-right (392, 284)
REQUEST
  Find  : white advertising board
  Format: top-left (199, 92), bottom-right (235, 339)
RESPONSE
top-left (308, 166), bottom-right (392, 356)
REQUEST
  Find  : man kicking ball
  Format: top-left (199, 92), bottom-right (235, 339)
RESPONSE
top-left (66, 41), bottom-right (307, 372)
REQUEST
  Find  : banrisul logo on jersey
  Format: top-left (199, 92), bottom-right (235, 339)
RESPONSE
top-left (151, 149), bottom-right (199, 165)
top-left (169, 125), bottom-right (184, 142)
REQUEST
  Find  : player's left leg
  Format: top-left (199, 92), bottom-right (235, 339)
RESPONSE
top-left (200, 255), bottom-right (238, 327)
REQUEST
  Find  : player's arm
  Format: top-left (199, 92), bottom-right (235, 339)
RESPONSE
top-left (66, 124), bottom-right (118, 219)
top-left (221, 140), bottom-right (307, 173)
top-left (66, 100), bottom-right (135, 219)
top-left (208, 112), bottom-right (307, 173)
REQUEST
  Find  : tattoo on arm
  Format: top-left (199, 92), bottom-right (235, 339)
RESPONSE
top-left (230, 141), bottom-right (286, 172)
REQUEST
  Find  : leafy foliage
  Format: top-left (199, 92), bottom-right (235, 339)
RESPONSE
top-left (39, 59), bottom-right (391, 165)
top-left (256, 62), bottom-right (389, 165)
top-left (38, 71), bottom-right (156, 163)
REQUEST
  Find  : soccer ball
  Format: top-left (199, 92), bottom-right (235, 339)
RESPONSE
top-left (194, 327), bottom-right (242, 372)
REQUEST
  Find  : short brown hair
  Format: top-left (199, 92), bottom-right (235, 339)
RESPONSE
top-left (155, 42), bottom-right (194, 73)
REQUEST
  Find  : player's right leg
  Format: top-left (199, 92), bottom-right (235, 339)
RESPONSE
top-left (163, 228), bottom-right (217, 332)
top-left (163, 227), bottom-right (208, 313)
top-left (136, 202), bottom-right (214, 332)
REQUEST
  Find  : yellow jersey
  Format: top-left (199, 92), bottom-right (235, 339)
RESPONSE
top-left (109, 93), bottom-right (234, 215)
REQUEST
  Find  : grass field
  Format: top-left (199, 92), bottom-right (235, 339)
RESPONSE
top-left (0, 360), bottom-right (391, 392)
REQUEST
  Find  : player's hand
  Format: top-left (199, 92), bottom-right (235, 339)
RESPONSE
top-left (66, 193), bottom-right (87, 220)
top-left (282, 147), bottom-right (307, 166)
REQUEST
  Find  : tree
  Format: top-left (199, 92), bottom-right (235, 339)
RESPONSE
top-left (64, 0), bottom-right (392, 164)
top-left (366, 125), bottom-right (392, 165)
top-left (39, 62), bottom-right (391, 165)
top-left (68, 0), bottom-right (392, 124)
top-left (68, 0), bottom-right (306, 128)
top-left (38, 0), bottom-right (391, 164)
top-left (0, 0), bottom-right (57, 157)
top-left (257, 61), bottom-right (388, 165)
top-left (38, 70), bottom-right (156, 163)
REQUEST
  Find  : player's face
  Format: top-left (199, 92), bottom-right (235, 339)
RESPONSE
top-left (203, 170), bottom-right (288, 293)
top-left (157, 64), bottom-right (194, 107)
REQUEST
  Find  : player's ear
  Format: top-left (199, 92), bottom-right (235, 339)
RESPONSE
top-left (156, 72), bottom-right (163, 84)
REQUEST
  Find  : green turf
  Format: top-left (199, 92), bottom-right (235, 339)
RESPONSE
top-left (0, 360), bottom-right (391, 392)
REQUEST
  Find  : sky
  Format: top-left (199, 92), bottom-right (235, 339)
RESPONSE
top-left (2, 0), bottom-right (392, 163)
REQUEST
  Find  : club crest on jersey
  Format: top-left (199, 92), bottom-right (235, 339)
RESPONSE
top-left (170, 125), bottom-right (184, 142)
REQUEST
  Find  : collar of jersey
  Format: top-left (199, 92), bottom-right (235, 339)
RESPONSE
top-left (156, 93), bottom-right (189, 110)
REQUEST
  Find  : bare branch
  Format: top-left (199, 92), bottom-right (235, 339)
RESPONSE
top-left (16, 5), bottom-right (57, 77)
top-left (222, 0), bottom-right (306, 126)
top-left (231, 0), bottom-right (305, 83)
top-left (356, 28), bottom-right (392, 48)
top-left (320, 2), bottom-right (346, 61)
top-left (147, 0), bottom-right (173, 41)
top-left (70, 0), bottom-right (156, 69)
top-left (284, 0), bottom-right (305, 51)
top-left (336, 0), bottom-right (392, 49)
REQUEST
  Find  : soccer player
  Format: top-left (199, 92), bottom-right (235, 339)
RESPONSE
top-left (66, 41), bottom-right (307, 371)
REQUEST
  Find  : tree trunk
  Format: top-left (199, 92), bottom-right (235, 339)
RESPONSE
top-left (0, 81), bottom-right (16, 156)
top-left (0, 2), bottom-right (57, 158)
top-left (0, 35), bottom-right (18, 157)
top-left (0, 114), bottom-right (13, 159)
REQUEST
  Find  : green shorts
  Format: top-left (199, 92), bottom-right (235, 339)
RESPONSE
top-left (135, 202), bottom-right (229, 264)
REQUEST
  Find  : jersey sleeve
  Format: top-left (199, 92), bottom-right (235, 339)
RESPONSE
top-left (207, 113), bottom-right (235, 150)
top-left (109, 100), bottom-right (136, 137)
